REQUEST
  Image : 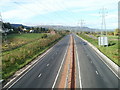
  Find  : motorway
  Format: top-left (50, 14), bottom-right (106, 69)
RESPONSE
top-left (6, 35), bottom-right (70, 88)
top-left (4, 34), bottom-right (119, 89)
top-left (74, 35), bottom-right (119, 88)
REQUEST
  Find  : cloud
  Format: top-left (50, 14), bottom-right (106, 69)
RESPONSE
top-left (0, 0), bottom-right (119, 29)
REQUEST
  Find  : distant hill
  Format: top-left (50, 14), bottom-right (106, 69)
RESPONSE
top-left (11, 24), bottom-right (30, 28)
top-left (36, 25), bottom-right (114, 32)
top-left (10, 24), bottom-right (114, 32)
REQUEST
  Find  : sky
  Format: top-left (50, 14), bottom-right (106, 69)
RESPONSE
top-left (0, 0), bottom-right (119, 29)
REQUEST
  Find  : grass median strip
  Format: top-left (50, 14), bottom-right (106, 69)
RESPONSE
top-left (77, 34), bottom-right (119, 66)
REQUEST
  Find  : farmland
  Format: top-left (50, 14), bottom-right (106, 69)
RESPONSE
top-left (2, 33), bottom-right (47, 52)
top-left (2, 33), bottom-right (65, 80)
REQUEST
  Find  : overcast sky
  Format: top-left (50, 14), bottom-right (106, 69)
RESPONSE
top-left (0, 0), bottom-right (119, 29)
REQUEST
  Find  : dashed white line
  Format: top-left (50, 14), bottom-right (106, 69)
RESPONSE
top-left (76, 34), bottom-right (120, 79)
top-left (75, 40), bottom-right (82, 89)
top-left (6, 58), bottom-right (44, 89)
top-left (52, 40), bottom-right (69, 89)
top-left (96, 71), bottom-right (98, 75)
top-left (47, 64), bottom-right (49, 67)
top-left (94, 51), bottom-right (120, 79)
top-left (38, 73), bottom-right (42, 78)
top-left (4, 36), bottom-right (66, 89)
top-left (4, 45), bottom-right (55, 89)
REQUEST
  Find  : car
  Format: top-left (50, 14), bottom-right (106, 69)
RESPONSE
top-left (83, 42), bottom-right (87, 45)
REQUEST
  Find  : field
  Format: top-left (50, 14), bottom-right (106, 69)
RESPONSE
top-left (77, 34), bottom-right (119, 66)
top-left (2, 33), bottom-right (47, 52)
top-left (2, 33), bottom-right (64, 80)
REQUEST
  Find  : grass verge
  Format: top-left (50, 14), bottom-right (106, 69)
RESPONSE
top-left (77, 34), bottom-right (119, 66)
top-left (2, 34), bottom-right (65, 81)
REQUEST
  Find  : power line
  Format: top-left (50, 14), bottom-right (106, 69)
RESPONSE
top-left (9, 1), bottom-right (83, 28)
top-left (37, 1), bottom-right (76, 26)
top-left (13, 1), bottom-right (72, 26)
top-left (13, 2), bottom-right (37, 13)
top-left (13, 1), bottom-right (55, 24)
top-left (11, 1), bottom-right (80, 27)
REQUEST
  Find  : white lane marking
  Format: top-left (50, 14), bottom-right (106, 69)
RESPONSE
top-left (91, 61), bottom-right (93, 63)
top-left (4, 36), bottom-right (67, 89)
top-left (52, 39), bottom-right (69, 89)
top-left (52, 57), bottom-right (53, 59)
top-left (56, 52), bottom-right (57, 54)
top-left (47, 64), bottom-right (49, 67)
top-left (3, 50), bottom-right (53, 90)
top-left (76, 34), bottom-right (120, 79)
top-left (96, 71), bottom-right (98, 75)
top-left (94, 51), bottom-right (120, 79)
top-left (38, 73), bottom-right (42, 78)
top-left (5, 40), bottom-right (58, 89)
top-left (75, 40), bottom-right (82, 88)
top-left (7, 58), bottom-right (44, 89)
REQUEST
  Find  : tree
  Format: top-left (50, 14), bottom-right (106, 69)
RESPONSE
top-left (12, 27), bottom-right (19, 33)
top-left (114, 28), bottom-right (120, 36)
top-left (108, 31), bottom-right (114, 35)
top-left (3, 22), bottom-right (12, 29)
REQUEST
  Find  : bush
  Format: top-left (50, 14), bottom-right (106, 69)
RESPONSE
top-left (41, 34), bottom-right (47, 38)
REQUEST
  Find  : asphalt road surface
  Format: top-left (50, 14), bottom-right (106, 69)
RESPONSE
top-left (74, 34), bottom-right (119, 88)
top-left (4, 34), bottom-right (119, 89)
top-left (7, 35), bottom-right (70, 88)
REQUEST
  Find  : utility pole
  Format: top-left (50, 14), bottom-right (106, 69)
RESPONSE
top-left (80, 20), bottom-right (84, 28)
top-left (80, 19), bottom-right (85, 33)
top-left (99, 7), bottom-right (107, 36)
top-left (99, 8), bottom-right (108, 47)
top-left (0, 12), bottom-right (2, 88)
top-left (0, 12), bottom-right (7, 44)
top-left (77, 22), bottom-right (80, 33)
top-left (0, 12), bottom-right (2, 30)
top-left (0, 12), bottom-right (2, 51)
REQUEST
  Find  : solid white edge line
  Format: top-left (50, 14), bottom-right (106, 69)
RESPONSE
top-left (52, 37), bottom-right (69, 89)
top-left (7, 56), bottom-right (45, 89)
top-left (5, 43), bottom-right (54, 89)
top-left (4, 36), bottom-right (67, 89)
top-left (94, 51), bottom-right (120, 79)
top-left (75, 39), bottom-right (82, 89)
top-left (76, 34), bottom-right (120, 79)
top-left (3, 47), bottom-right (53, 88)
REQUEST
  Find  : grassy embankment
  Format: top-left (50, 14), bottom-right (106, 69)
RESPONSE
top-left (77, 34), bottom-right (119, 66)
top-left (2, 33), bottom-right (65, 80)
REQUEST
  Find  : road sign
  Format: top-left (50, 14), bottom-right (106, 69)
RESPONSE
top-left (98, 37), bottom-right (108, 46)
